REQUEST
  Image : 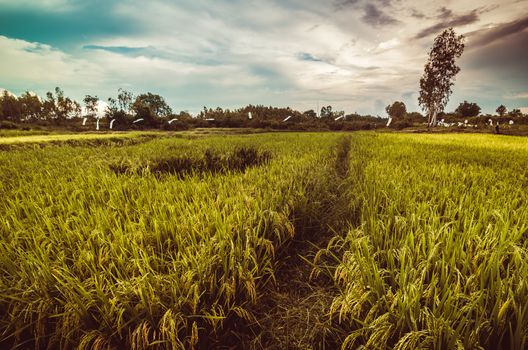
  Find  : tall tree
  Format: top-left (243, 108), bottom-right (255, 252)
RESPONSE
top-left (83, 95), bottom-right (99, 118)
top-left (455, 100), bottom-right (481, 117)
top-left (42, 92), bottom-right (55, 120)
top-left (418, 28), bottom-right (465, 127)
top-left (0, 90), bottom-right (22, 121)
top-left (496, 105), bottom-right (507, 117)
top-left (132, 93), bottom-right (172, 126)
top-left (54, 87), bottom-right (78, 121)
top-left (320, 105), bottom-right (333, 119)
top-left (18, 92), bottom-right (43, 120)
top-left (385, 101), bottom-right (407, 119)
top-left (117, 88), bottom-right (133, 114)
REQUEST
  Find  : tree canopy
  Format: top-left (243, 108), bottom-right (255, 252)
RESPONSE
top-left (385, 101), bottom-right (407, 119)
top-left (133, 93), bottom-right (172, 126)
top-left (418, 28), bottom-right (465, 127)
top-left (496, 105), bottom-right (507, 117)
top-left (455, 101), bottom-right (481, 117)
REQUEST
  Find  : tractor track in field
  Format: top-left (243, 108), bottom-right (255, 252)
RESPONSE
top-left (229, 137), bottom-right (353, 349)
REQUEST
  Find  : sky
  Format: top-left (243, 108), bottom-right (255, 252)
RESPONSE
top-left (0, 0), bottom-right (527, 116)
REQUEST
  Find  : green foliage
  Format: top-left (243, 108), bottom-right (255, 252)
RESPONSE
top-left (83, 95), bottom-right (99, 117)
top-left (0, 90), bottom-right (22, 121)
top-left (385, 101), bottom-right (407, 119)
top-left (133, 93), bottom-right (173, 126)
top-left (325, 133), bottom-right (528, 349)
top-left (496, 105), bottom-right (507, 117)
top-left (455, 100), bottom-right (481, 117)
top-left (0, 132), bottom-right (342, 348)
top-left (18, 91), bottom-right (43, 120)
top-left (419, 28), bottom-right (465, 126)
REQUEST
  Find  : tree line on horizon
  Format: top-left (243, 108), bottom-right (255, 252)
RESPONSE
top-left (0, 87), bottom-right (387, 131)
top-left (1, 85), bottom-right (524, 132)
top-left (1, 29), bottom-right (526, 131)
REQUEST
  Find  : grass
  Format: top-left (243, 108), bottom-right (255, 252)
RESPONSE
top-left (0, 132), bottom-right (343, 349)
top-left (1, 130), bottom-right (527, 349)
top-left (0, 131), bottom-right (156, 144)
top-left (110, 146), bottom-right (272, 177)
top-left (319, 132), bottom-right (528, 349)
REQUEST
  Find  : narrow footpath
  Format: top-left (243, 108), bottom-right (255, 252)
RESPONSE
top-left (239, 137), bottom-right (352, 349)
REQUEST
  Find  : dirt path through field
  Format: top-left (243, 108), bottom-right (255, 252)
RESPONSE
top-left (235, 137), bottom-right (352, 349)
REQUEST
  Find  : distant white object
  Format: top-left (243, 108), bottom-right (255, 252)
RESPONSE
top-left (81, 100), bottom-right (109, 119)
top-left (335, 115), bottom-right (344, 121)
top-left (464, 120), bottom-right (468, 124)
top-left (96, 118), bottom-right (100, 131)
top-left (509, 120), bottom-right (514, 125)
top-left (205, 118), bottom-right (215, 121)
top-left (168, 118), bottom-right (178, 124)
top-left (82, 117), bottom-right (87, 126)
top-left (132, 118), bottom-right (144, 124)
top-left (489, 119), bottom-right (493, 126)
top-left (386, 117), bottom-right (392, 127)
top-left (109, 119), bottom-right (115, 129)
top-left (283, 115), bottom-right (292, 122)
top-left (248, 112), bottom-right (252, 119)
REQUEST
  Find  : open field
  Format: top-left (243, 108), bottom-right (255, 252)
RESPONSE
top-left (0, 131), bottom-right (157, 144)
top-left (1, 131), bottom-right (527, 349)
top-left (0, 132), bottom-right (344, 349)
top-left (320, 133), bottom-right (528, 349)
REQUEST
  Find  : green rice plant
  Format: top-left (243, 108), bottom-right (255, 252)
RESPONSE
top-left (0, 132), bottom-right (343, 349)
top-left (324, 133), bottom-right (528, 349)
top-left (110, 146), bottom-right (272, 177)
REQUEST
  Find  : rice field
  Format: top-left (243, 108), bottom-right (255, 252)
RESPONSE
top-left (321, 133), bottom-right (528, 349)
top-left (0, 132), bottom-right (149, 144)
top-left (1, 131), bottom-right (527, 349)
top-left (0, 132), bottom-right (343, 349)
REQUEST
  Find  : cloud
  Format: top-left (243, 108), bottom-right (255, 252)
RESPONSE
top-left (410, 8), bottom-right (426, 19)
top-left (297, 52), bottom-right (323, 62)
top-left (437, 6), bottom-right (454, 19)
top-left (0, 0), bottom-right (526, 115)
top-left (377, 38), bottom-right (400, 50)
top-left (362, 4), bottom-right (399, 26)
top-left (414, 9), bottom-right (480, 39)
top-left (467, 16), bottom-right (528, 48)
top-left (84, 45), bottom-right (151, 56)
top-left (0, 35), bottom-right (103, 90)
top-left (335, 0), bottom-right (361, 9)
top-left (506, 92), bottom-right (528, 99)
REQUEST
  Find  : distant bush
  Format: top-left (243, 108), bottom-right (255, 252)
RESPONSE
top-left (161, 121), bottom-right (191, 131)
top-left (342, 121), bottom-right (377, 131)
top-left (391, 120), bottom-right (412, 130)
top-left (0, 121), bottom-right (20, 129)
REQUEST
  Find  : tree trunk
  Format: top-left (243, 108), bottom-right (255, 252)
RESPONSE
top-left (427, 107), bottom-right (438, 128)
top-left (431, 110), bottom-right (437, 127)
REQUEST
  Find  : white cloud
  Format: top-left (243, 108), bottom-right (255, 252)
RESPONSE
top-left (507, 92), bottom-right (528, 99)
top-left (0, 36), bottom-right (104, 89)
top-left (0, 0), bottom-right (526, 114)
